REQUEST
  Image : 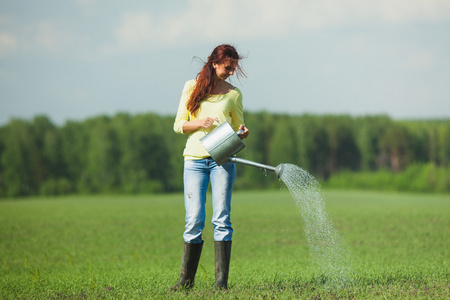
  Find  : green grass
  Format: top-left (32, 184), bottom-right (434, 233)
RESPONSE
top-left (0, 190), bottom-right (449, 299)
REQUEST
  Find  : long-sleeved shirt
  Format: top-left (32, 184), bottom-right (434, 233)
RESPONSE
top-left (173, 79), bottom-right (245, 160)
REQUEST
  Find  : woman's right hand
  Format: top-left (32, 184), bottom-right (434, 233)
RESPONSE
top-left (182, 117), bottom-right (219, 133)
top-left (200, 117), bottom-right (219, 129)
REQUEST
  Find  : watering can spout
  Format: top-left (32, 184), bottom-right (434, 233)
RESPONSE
top-left (228, 157), bottom-right (285, 178)
top-left (274, 163), bottom-right (285, 179)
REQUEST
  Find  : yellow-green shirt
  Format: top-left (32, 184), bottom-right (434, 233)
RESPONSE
top-left (173, 80), bottom-right (245, 160)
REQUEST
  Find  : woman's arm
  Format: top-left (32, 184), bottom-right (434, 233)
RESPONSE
top-left (174, 80), bottom-right (196, 134)
top-left (230, 88), bottom-right (249, 139)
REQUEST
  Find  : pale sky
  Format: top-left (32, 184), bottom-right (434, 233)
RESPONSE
top-left (1, 0), bottom-right (449, 125)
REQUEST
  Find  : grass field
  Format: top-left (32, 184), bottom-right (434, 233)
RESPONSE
top-left (0, 189), bottom-right (449, 299)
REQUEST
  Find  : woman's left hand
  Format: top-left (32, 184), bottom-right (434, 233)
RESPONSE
top-left (238, 125), bottom-right (250, 139)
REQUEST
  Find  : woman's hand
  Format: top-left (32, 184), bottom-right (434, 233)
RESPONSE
top-left (182, 117), bottom-right (219, 133)
top-left (200, 117), bottom-right (219, 129)
top-left (238, 124), bottom-right (249, 139)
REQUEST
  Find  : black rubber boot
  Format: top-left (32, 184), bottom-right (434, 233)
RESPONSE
top-left (171, 241), bottom-right (203, 291)
top-left (214, 241), bottom-right (232, 290)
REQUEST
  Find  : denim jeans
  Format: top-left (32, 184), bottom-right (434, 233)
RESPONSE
top-left (183, 158), bottom-right (236, 244)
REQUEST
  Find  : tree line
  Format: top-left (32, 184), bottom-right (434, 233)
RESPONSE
top-left (0, 112), bottom-right (449, 197)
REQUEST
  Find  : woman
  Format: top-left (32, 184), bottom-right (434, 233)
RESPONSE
top-left (172, 44), bottom-right (249, 290)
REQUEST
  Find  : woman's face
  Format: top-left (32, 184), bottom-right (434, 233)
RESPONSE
top-left (213, 61), bottom-right (236, 81)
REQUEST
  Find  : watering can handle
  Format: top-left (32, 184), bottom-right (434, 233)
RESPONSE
top-left (202, 119), bottom-right (221, 136)
top-left (202, 120), bottom-right (242, 136)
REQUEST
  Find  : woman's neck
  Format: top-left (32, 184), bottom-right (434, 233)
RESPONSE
top-left (211, 80), bottom-right (233, 95)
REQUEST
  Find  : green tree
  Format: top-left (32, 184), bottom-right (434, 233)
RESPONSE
top-left (355, 116), bottom-right (390, 171)
top-left (322, 116), bottom-right (360, 175)
top-left (2, 112), bottom-right (450, 197)
top-left (294, 115), bottom-right (329, 179)
top-left (0, 126), bottom-right (6, 196)
top-left (437, 121), bottom-right (450, 167)
top-left (161, 114), bottom-right (186, 192)
top-left (268, 115), bottom-right (298, 166)
top-left (402, 120), bottom-right (433, 165)
top-left (32, 116), bottom-right (71, 195)
top-left (60, 121), bottom-right (89, 193)
top-left (379, 124), bottom-right (413, 172)
top-left (1, 119), bottom-right (38, 196)
top-left (116, 113), bottom-right (170, 193)
top-left (82, 116), bottom-right (120, 193)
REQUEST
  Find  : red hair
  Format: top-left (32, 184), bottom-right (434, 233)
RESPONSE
top-left (186, 44), bottom-right (246, 116)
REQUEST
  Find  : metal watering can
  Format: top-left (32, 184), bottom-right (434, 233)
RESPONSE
top-left (200, 122), bottom-right (285, 178)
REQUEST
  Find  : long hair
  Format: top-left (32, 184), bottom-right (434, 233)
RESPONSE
top-left (186, 44), bottom-right (246, 117)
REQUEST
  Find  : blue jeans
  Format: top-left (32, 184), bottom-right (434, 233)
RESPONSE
top-left (183, 158), bottom-right (236, 244)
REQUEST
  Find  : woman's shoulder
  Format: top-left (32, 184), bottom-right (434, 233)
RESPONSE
top-left (182, 80), bottom-right (197, 95)
top-left (232, 86), bottom-right (242, 94)
top-left (230, 86), bottom-right (242, 98)
top-left (184, 79), bottom-right (197, 88)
